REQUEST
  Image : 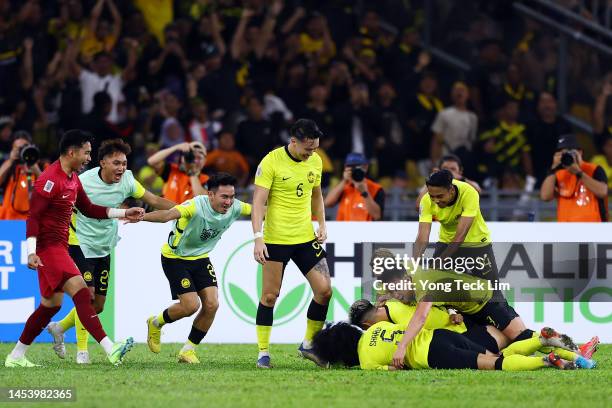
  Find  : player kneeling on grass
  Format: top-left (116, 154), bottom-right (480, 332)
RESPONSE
top-left (312, 321), bottom-right (582, 371)
top-left (348, 299), bottom-right (597, 370)
top-left (139, 173), bottom-right (251, 363)
top-left (46, 139), bottom-right (175, 364)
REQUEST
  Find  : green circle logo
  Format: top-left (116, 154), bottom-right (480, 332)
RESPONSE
top-left (221, 240), bottom-right (311, 326)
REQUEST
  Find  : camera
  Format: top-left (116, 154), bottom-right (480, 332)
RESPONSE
top-left (351, 167), bottom-right (366, 182)
top-left (561, 150), bottom-right (577, 167)
top-left (183, 149), bottom-right (196, 164)
top-left (19, 144), bottom-right (40, 166)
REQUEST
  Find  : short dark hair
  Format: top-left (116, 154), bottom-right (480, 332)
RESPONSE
top-left (11, 130), bottom-right (32, 144)
top-left (425, 169), bottom-right (453, 188)
top-left (290, 119), bottom-right (323, 141)
top-left (312, 322), bottom-right (362, 367)
top-left (438, 154), bottom-right (463, 170)
top-left (348, 299), bottom-right (375, 326)
top-left (98, 139), bottom-right (132, 162)
top-left (59, 130), bottom-right (95, 155)
top-left (207, 172), bottom-right (237, 190)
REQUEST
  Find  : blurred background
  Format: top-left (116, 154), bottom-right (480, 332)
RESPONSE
top-left (0, 0), bottom-right (611, 221)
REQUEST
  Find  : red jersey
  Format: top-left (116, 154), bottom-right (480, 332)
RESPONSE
top-left (26, 160), bottom-right (108, 250)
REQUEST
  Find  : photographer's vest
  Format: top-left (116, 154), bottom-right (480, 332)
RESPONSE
top-left (556, 162), bottom-right (608, 222)
top-left (336, 179), bottom-right (382, 221)
top-left (0, 164), bottom-right (36, 220)
top-left (161, 163), bottom-right (209, 204)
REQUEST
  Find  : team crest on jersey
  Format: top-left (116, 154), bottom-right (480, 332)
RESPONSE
top-left (307, 171), bottom-right (315, 184)
top-left (43, 180), bottom-right (54, 193)
top-left (256, 165), bottom-right (263, 177)
top-left (181, 278), bottom-right (191, 288)
top-left (200, 228), bottom-right (220, 241)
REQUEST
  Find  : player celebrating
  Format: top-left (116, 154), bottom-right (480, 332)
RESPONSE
top-left (143, 173), bottom-right (250, 363)
top-left (46, 139), bottom-right (175, 364)
top-left (252, 119), bottom-right (331, 368)
top-left (4, 130), bottom-right (142, 368)
top-left (312, 321), bottom-right (581, 371)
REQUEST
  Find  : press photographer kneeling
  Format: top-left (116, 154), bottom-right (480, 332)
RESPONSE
top-left (0, 131), bottom-right (41, 220)
top-left (540, 134), bottom-right (608, 222)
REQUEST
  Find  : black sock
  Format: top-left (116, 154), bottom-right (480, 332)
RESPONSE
top-left (256, 303), bottom-right (274, 326)
top-left (513, 329), bottom-right (535, 342)
top-left (494, 356), bottom-right (504, 370)
top-left (188, 326), bottom-right (207, 345)
top-left (163, 308), bottom-right (175, 324)
top-left (306, 299), bottom-right (328, 321)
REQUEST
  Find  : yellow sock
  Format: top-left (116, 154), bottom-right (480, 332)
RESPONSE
top-left (304, 319), bottom-right (324, 344)
top-left (156, 312), bottom-right (166, 327)
top-left (502, 336), bottom-right (542, 357)
top-left (75, 312), bottom-right (90, 352)
top-left (256, 325), bottom-right (272, 353)
top-left (552, 348), bottom-right (578, 361)
top-left (502, 354), bottom-right (546, 371)
top-left (58, 308), bottom-right (76, 332)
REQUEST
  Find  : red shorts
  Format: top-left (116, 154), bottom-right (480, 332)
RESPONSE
top-left (37, 246), bottom-right (81, 298)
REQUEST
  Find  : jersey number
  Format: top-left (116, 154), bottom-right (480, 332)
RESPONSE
top-left (296, 183), bottom-right (304, 197)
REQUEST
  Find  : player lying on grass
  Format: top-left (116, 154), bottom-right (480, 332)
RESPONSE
top-left (47, 139), bottom-right (175, 364)
top-left (349, 298), bottom-right (596, 369)
top-left (371, 248), bottom-right (599, 368)
top-left (5, 130), bottom-right (141, 368)
top-left (312, 321), bottom-right (583, 371)
top-left (137, 173), bottom-right (251, 363)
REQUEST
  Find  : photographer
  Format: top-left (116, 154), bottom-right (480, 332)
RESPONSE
top-left (147, 141), bottom-right (208, 203)
top-left (324, 153), bottom-right (384, 221)
top-left (540, 134), bottom-right (608, 222)
top-left (0, 132), bottom-right (41, 220)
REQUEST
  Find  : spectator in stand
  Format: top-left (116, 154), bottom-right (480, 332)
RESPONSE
top-left (205, 131), bottom-right (249, 187)
top-left (79, 0), bottom-right (122, 63)
top-left (325, 153), bottom-right (385, 221)
top-left (235, 95), bottom-right (277, 174)
top-left (591, 134), bottom-right (612, 189)
top-left (373, 82), bottom-right (407, 180)
top-left (431, 82), bottom-right (478, 176)
top-left (540, 134), bottom-right (608, 222)
top-left (78, 91), bottom-right (122, 164)
top-left (188, 99), bottom-right (222, 151)
top-left (526, 92), bottom-right (572, 186)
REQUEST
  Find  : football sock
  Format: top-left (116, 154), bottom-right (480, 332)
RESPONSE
top-left (154, 309), bottom-right (174, 328)
top-left (256, 303), bottom-right (273, 353)
top-left (75, 312), bottom-right (89, 352)
top-left (58, 307), bottom-right (76, 332)
top-left (303, 300), bottom-right (328, 347)
top-left (502, 336), bottom-right (542, 357)
top-left (496, 355), bottom-right (546, 371)
top-left (19, 304), bottom-right (61, 345)
top-left (9, 341), bottom-right (29, 360)
top-left (552, 348), bottom-right (578, 361)
top-left (181, 326), bottom-right (207, 352)
top-left (72, 288), bottom-right (106, 342)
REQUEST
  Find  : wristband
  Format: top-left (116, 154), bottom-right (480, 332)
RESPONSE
top-left (27, 237), bottom-right (36, 256)
top-left (108, 208), bottom-right (127, 219)
top-left (254, 231), bottom-right (263, 239)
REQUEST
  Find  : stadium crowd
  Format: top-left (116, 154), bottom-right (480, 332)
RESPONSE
top-left (0, 0), bottom-right (611, 219)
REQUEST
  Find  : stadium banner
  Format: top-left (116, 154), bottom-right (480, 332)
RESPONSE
top-left (0, 221), bottom-right (115, 342)
top-left (114, 221), bottom-right (612, 344)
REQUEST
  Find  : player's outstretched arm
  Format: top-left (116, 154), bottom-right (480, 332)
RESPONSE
top-left (252, 185), bottom-right (269, 264)
top-left (141, 208), bottom-right (182, 223)
top-left (311, 186), bottom-right (327, 243)
top-left (140, 190), bottom-right (176, 210)
top-left (391, 301), bottom-right (432, 369)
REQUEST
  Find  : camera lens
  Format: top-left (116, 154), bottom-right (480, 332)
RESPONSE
top-left (351, 167), bottom-right (365, 182)
top-left (20, 144), bottom-right (39, 166)
top-left (560, 151), bottom-right (574, 167)
top-left (183, 149), bottom-right (195, 164)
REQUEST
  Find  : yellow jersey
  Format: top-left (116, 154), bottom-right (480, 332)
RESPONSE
top-left (357, 321), bottom-right (434, 370)
top-left (419, 179), bottom-right (490, 244)
top-left (384, 299), bottom-right (466, 333)
top-left (254, 146), bottom-right (322, 245)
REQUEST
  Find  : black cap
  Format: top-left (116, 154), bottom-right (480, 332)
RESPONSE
top-left (556, 134), bottom-right (580, 150)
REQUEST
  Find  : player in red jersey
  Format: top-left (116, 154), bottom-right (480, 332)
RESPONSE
top-left (4, 130), bottom-right (144, 367)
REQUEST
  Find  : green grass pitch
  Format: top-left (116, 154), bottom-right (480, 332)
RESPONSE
top-left (1, 343), bottom-right (610, 408)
